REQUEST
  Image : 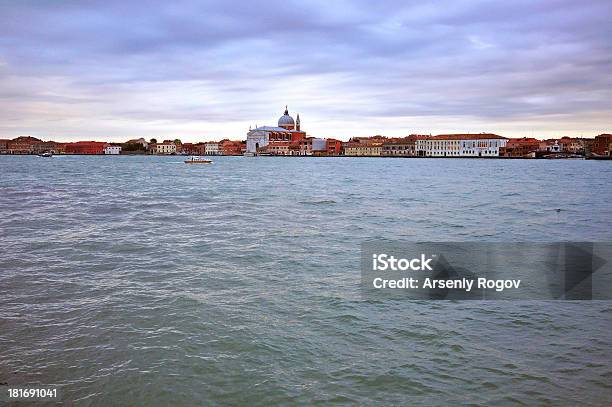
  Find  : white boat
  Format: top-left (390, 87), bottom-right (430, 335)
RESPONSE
top-left (38, 152), bottom-right (53, 157)
top-left (184, 156), bottom-right (212, 164)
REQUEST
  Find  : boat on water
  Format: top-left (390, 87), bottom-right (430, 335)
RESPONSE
top-left (184, 156), bottom-right (212, 164)
top-left (38, 152), bottom-right (53, 157)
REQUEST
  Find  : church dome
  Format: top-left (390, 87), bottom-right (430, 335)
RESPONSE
top-left (278, 106), bottom-right (295, 127)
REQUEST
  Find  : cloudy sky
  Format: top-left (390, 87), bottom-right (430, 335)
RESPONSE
top-left (1, 0), bottom-right (611, 142)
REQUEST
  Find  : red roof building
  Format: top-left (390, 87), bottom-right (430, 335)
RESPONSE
top-left (219, 139), bottom-right (245, 156)
top-left (65, 141), bottom-right (107, 155)
top-left (6, 136), bottom-right (44, 154)
top-left (500, 137), bottom-right (541, 157)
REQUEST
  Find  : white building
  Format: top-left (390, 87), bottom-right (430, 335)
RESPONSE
top-left (104, 145), bottom-right (122, 155)
top-left (155, 142), bottom-right (177, 155)
top-left (547, 140), bottom-right (561, 153)
top-left (245, 127), bottom-right (272, 154)
top-left (205, 142), bottom-right (220, 155)
top-left (416, 134), bottom-right (507, 157)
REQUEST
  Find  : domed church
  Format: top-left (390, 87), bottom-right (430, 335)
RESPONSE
top-left (245, 106), bottom-right (306, 155)
top-left (277, 106), bottom-right (300, 131)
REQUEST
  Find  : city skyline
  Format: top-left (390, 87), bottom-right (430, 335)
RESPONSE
top-left (1, 1), bottom-right (611, 142)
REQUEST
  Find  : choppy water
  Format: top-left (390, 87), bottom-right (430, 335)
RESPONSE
top-left (1, 155), bottom-right (611, 406)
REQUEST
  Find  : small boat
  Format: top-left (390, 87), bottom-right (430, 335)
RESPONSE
top-left (184, 156), bottom-right (212, 164)
top-left (38, 152), bottom-right (53, 157)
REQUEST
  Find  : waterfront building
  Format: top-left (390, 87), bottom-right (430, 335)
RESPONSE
top-left (65, 141), bottom-right (107, 154)
top-left (500, 137), bottom-right (541, 157)
top-left (382, 136), bottom-right (418, 157)
top-left (311, 138), bottom-right (326, 153)
top-left (104, 145), bottom-right (122, 155)
top-left (194, 142), bottom-right (207, 155)
top-left (540, 138), bottom-right (584, 154)
top-left (416, 134), bottom-right (507, 157)
top-left (344, 141), bottom-right (383, 156)
top-left (0, 139), bottom-right (9, 154)
top-left (558, 137), bottom-right (583, 154)
top-left (593, 134), bottom-right (612, 156)
top-left (341, 141), bottom-right (354, 156)
top-left (220, 139), bottom-right (245, 156)
top-left (267, 141), bottom-right (297, 156)
top-left (6, 136), bottom-right (44, 154)
top-left (580, 138), bottom-right (595, 156)
top-left (538, 140), bottom-right (552, 152)
top-left (343, 137), bottom-right (386, 156)
top-left (204, 142), bottom-right (220, 155)
top-left (326, 139), bottom-right (342, 156)
top-left (155, 141), bottom-right (177, 155)
top-left (245, 107), bottom-right (307, 155)
top-left (39, 141), bottom-right (57, 153)
top-left (546, 140), bottom-right (562, 153)
top-left (295, 137), bottom-right (325, 156)
top-left (181, 143), bottom-right (198, 155)
top-left (54, 143), bottom-right (67, 154)
top-left (245, 127), bottom-right (271, 155)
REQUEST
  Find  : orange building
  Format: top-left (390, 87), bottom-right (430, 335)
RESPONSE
top-left (500, 137), bottom-right (541, 157)
top-left (326, 139), bottom-right (342, 156)
top-left (65, 141), bottom-right (107, 154)
top-left (220, 139), bottom-right (245, 156)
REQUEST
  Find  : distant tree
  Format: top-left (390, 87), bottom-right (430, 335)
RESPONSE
top-left (150, 138), bottom-right (157, 144)
top-left (174, 139), bottom-right (182, 145)
top-left (121, 142), bottom-right (146, 152)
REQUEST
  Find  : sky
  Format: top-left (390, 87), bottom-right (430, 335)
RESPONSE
top-left (0, 0), bottom-right (611, 142)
